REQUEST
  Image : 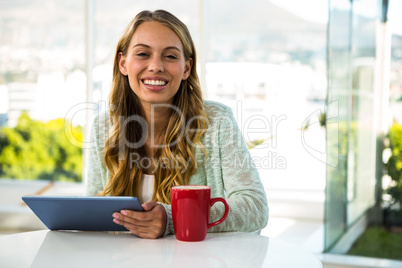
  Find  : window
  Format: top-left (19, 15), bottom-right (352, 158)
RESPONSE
top-left (0, 0), bottom-right (85, 183)
top-left (206, 0), bottom-right (328, 193)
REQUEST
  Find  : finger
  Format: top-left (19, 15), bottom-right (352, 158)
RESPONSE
top-left (128, 226), bottom-right (161, 239)
top-left (112, 212), bottom-right (150, 225)
top-left (113, 216), bottom-right (148, 227)
top-left (120, 210), bottom-right (151, 221)
top-left (141, 200), bottom-right (158, 211)
top-left (113, 217), bottom-right (149, 229)
top-left (117, 220), bottom-right (160, 239)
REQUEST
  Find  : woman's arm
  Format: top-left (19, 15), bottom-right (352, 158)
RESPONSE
top-left (85, 114), bottom-right (108, 196)
top-left (207, 106), bottom-right (269, 233)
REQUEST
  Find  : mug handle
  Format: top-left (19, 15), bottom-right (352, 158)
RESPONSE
top-left (207, 197), bottom-right (229, 229)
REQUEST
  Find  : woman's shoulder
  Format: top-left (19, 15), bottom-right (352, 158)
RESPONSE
top-left (91, 109), bottom-right (110, 128)
top-left (203, 100), bottom-right (233, 118)
top-left (89, 109), bottom-right (110, 148)
top-left (201, 100), bottom-right (238, 133)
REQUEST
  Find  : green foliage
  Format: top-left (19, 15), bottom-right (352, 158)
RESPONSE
top-left (246, 139), bottom-right (266, 150)
top-left (348, 227), bottom-right (402, 260)
top-left (0, 112), bottom-right (82, 182)
top-left (386, 123), bottom-right (402, 207)
top-left (301, 112), bottom-right (326, 130)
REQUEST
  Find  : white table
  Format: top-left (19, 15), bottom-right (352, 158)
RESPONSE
top-left (0, 230), bottom-right (322, 268)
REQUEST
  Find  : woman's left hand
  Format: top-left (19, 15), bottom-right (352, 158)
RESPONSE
top-left (112, 200), bottom-right (167, 239)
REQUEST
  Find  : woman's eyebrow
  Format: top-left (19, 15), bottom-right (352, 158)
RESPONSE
top-left (132, 43), bottom-right (150, 49)
top-left (164, 46), bottom-right (182, 53)
top-left (132, 43), bottom-right (181, 53)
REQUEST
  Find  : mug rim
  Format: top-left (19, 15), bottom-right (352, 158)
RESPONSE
top-left (171, 185), bottom-right (210, 190)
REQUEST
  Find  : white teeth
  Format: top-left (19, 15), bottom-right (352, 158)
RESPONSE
top-left (143, 80), bottom-right (167, 86)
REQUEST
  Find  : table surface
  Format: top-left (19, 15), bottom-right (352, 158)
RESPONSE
top-left (0, 230), bottom-right (322, 268)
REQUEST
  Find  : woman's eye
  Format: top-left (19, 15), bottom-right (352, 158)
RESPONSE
top-left (166, 55), bottom-right (178, 59)
top-left (136, 53), bottom-right (149, 57)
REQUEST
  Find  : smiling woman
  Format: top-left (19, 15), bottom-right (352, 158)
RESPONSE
top-left (86, 9), bottom-right (269, 240)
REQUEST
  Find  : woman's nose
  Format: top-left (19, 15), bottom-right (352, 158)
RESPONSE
top-left (148, 56), bottom-right (164, 73)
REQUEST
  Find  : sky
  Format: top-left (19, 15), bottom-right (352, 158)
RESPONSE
top-left (388, 0), bottom-right (402, 35)
top-left (271, 0), bottom-right (328, 24)
top-left (271, 0), bottom-right (402, 35)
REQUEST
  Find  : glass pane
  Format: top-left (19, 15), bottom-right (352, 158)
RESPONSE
top-left (325, 0), bottom-right (352, 251)
top-left (389, 0), bottom-right (402, 121)
top-left (346, 0), bottom-right (377, 225)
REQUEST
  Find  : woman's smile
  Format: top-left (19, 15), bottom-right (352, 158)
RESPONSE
top-left (141, 77), bottom-right (169, 92)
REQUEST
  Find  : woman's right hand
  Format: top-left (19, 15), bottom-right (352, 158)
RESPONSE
top-left (112, 200), bottom-right (167, 239)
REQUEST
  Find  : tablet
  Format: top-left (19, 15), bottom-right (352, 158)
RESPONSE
top-left (22, 196), bottom-right (144, 231)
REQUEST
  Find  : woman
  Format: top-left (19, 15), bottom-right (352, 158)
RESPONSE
top-left (86, 9), bottom-right (268, 239)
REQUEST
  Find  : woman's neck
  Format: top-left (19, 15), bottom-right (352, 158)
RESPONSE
top-left (141, 102), bottom-right (172, 154)
top-left (143, 105), bottom-right (170, 134)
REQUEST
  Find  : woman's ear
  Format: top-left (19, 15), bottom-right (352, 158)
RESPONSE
top-left (183, 57), bottom-right (193, 80)
top-left (118, 52), bottom-right (128, 76)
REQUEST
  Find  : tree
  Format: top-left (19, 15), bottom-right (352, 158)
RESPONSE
top-left (0, 112), bottom-right (83, 182)
top-left (386, 123), bottom-right (402, 208)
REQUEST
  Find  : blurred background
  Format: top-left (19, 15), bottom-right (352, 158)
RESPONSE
top-left (0, 0), bottom-right (401, 267)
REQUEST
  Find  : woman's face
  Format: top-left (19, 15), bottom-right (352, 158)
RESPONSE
top-left (119, 21), bottom-right (192, 109)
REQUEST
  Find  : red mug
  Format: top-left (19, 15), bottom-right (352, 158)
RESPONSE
top-left (171, 185), bottom-right (229, 242)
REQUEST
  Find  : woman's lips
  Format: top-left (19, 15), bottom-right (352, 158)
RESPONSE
top-left (142, 79), bottom-right (168, 91)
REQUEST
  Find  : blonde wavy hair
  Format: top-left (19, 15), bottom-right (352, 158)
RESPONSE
top-left (99, 10), bottom-right (208, 204)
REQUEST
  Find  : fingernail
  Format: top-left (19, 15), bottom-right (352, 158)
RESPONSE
top-left (121, 210), bottom-right (128, 215)
top-left (113, 213), bottom-right (119, 219)
top-left (113, 218), bottom-right (120, 224)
